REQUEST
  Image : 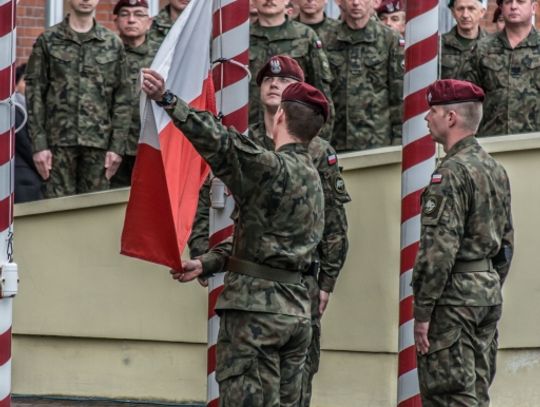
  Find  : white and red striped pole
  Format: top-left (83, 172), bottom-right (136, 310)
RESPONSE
top-left (399, 0), bottom-right (439, 406)
top-left (207, 1), bottom-right (249, 406)
top-left (0, 1), bottom-right (18, 406)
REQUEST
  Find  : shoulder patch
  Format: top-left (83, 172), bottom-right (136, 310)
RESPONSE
top-left (327, 154), bottom-right (337, 166)
top-left (315, 39), bottom-right (323, 49)
top-left (333, 174), bottom-right (346, 195)
top-left (422, 194), bottom-right (447, 226)
top-left (431, 173), bottom-right (443, 184)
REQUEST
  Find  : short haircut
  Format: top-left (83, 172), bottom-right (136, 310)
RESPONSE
top-left (281, 101), bottom-right (325, 143)
top-left (16, 63), bottom-right (27, 85)
top-left (443, 101), bottom-right (483, 133)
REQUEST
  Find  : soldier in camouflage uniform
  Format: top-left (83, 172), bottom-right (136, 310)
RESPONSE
top-left (250, 0), bottom-right (335, 139)
top-left (111, 0), bottom-right (159, 188)
top-left (188, 56), bottom-right (350, 407)
top-left (462, 0), bottom-right (540, 137)
top-left (143, 69), bottom-right (328, 406)
top-left (147, 0), bottom-right (189, 44)
top-left (296, 0), bottom-right (340, 47)
top-left (326, 0), bottom-right (403, 152)
top-left (376, 0), bottom-right (405, 39)
top-left (413, 79), bottom-right (514, 407)
top-left (25, 0), bottom-right (131, 198)
top-left (440, 0), bottom-right (487, 80)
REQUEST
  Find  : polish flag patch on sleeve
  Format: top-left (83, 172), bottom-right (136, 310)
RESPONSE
top-left (327, 154), bottom-right (337, 165)
top-left (315, 40), bottom-right (323, 49)
top-left (431, 173), bottom-right (443, 184)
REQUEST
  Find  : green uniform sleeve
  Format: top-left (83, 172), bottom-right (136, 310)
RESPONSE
top-left (25, 35), bottom-right (50, 153)
top-left (199, 236), bottom-right (233, 278)
top-left (411, 167), bottom-right (468, 322)
top-left (109, 45), bottom-right (132, 155)
top-left (188, 177), bottom-right (211, 258)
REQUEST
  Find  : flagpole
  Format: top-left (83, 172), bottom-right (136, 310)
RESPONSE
top-left (398, 0), bottom-right (438, 405)
top-left (0, 1), bottom-right (19, 406)
top-left (208, 1), bottom-right (250, 406)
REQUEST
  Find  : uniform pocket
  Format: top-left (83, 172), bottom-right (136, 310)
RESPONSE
top-left (418, 326), bottom-right (474, 396)
top-left (216, 357), bottom-right (264, 406)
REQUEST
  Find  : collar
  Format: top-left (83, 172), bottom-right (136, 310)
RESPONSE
top-left (444, 135), bottom-right (478, 160)
top-left (336, 17), bottom-right (378, 44)
top-left (498, 26), bottom-right (540, 49)
top-left (276, 142), bottom-right (309, 154)
top-left (59, 15), bottom-right (104, 43)
top-left (251, 16), bottom-right (296, 40)
top-left (125, 38), bottom-right (150, 55)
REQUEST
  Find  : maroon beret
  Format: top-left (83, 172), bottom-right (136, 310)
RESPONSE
top-left (114, 0), bottom-right (149, 15)
top-left (426, 79), bottom-right (485, 106)
top-left (376, 0), bottom-right (403, 14)
top-left (281, 82), bottom-right (329, 122)
top-left (493, 6), bottom-right (502, 23)
top-left (256, 55), bottom-right (305, 86)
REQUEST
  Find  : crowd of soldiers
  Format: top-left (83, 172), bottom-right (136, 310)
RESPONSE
top-left (16, 0), bottom-right (539, 202)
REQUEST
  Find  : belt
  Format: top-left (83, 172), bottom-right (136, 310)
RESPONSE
top-left (227, 257), bottom-right (302, 284)
top-left (453, 259), bottom-right (493, 273)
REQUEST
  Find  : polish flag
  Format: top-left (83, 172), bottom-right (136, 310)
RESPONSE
top-left (121, 0), bottom-right (215, 271)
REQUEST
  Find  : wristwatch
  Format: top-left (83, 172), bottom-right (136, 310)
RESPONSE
top-left (156, 90), bottom-right (177, 108)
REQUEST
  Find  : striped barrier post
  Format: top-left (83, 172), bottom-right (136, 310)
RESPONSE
top-left (0, 1), bottom-right (18, 406)
top-left (208, 1), bottom-right (249, 406)
top-left (398, 0), bottom-right (439, 406)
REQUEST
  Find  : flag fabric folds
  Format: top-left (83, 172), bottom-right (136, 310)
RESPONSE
top-left (121, 0), bottom-right (215, 271)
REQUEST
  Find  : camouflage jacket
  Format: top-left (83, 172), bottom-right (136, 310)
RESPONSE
top-left (25, 16), bottom-right (131, 154)
top-left (147, 5), bottom-right (174, 44)
top-left (440, 26), bottom-right (487, 80)
top-left (167, 101), bottom-right (324, 318)
top-left (189, 123), bottom-right (351, 292)
top-left (412, 136), bottom-right (514, 322)
top-left (463, 28), bottom-right (540, 137)
top-left (124, 38), bottom-right (159, 156)
top-left (326, 18), bottom-right (404, 151)
top-left (249, 18), bottom-right (335, 138)
top-left (300, 15), bottom-right (340, 49)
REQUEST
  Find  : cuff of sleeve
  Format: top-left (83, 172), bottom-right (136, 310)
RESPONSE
top-left (317, 272), bottom-right (335, 293)
top-left (165, 97), bottom-right (190, 122)
top-left (413, 304), bottom-right (434, 323)
top-left (32, 136), bottom-right (49, 153)
top-left (109, 133), bottom-right (126, 156)
top-left (199, 251), bottom-right (226, 279)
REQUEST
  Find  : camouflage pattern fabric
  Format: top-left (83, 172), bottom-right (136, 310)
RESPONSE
top-left (249, 18), bottom-right (335, 139)
top-left (25, 16), bottom-right (131, 156)
top-left (440, 26), bottom-right (487, 80)
top-left (216, 310), bottom-right (311, 407)
top-left (147, 5), bottom-right (174, 44)
top-left (325, 18), bottom-right (404, 151)
top-left (187, 175), bottom-right (212, 258)
top-left (417, 305), bottom-right (501, 407)
top-left (111, 38), bottom-right (159, 188)
top-left (412, 136), bottom-right (513, 404)
top-left (45, 146), bottom-right (109, 197)
top-left (166, 99), bottom-right (324, 318)
top-left (300, 15), bottom-right (340, 49)
top-left (462, 28), bottom-right (540, 137)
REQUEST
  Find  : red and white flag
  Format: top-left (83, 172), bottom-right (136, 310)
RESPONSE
top-left (121, 0), bottom-right (215, 271)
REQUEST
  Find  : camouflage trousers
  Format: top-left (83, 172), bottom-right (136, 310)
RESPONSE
top-left (110, 154), bottom-right (136, 188)
top-left (300, 275), bottom-right (322, 407)
top-left (216, 310), bottom-right (311, 407)
top-left (417, 305), bottom-right (502, 407)
top-left (45, 146), bottom-right (109, 198)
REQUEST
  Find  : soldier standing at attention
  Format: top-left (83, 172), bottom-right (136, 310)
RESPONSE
top-left (111, 0), bottom-right (158, 188)
top-left (147, 0), bottom-right (190, 44)
top-left (25, 0), bottom-right (131, 198)
top-left (249, 0), bottom-right (334, 138)
top-left (325, 0), bottom-right (403, 151)
top-left (376, 0), bottom-right (406, 40)
top-left (413, 79), bottom-right (514, 407)
top-left (143, 68), bottom-right (327, 407)
top-left (463, 0), bottom-right (540, 137)
top-left (440, 0), bottom-right (486, 80)
top-left (296, 0), bottom-right (340, 47)
top-left (187, 56), bottom-right (350, 407)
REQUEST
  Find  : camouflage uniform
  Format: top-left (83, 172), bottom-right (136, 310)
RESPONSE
top-left (412, 136), bottom-right (514, 406)
top-left (188, 122), bottom-right (350, 407)
top-left (25, 16), bottom-right (131, 197)
top-left (165, 99), bottom-right (324, 406)
top-left (463, 28), bottom-right (540, 137)
top-left (111, 38), bottom-right (159, 188)
top-left (326, 18), bottom-right (404, 151)
top-left (147, 5), bottom-right (175, 44)
top-left (249, 18), bottom-right (335, 138)
top-left (440, 26), bottom-right (487, 80)
top-left (300, 15), bottom-right (340, 49)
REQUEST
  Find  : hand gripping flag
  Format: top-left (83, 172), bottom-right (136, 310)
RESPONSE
top-left (121, 0), bottom-right (215, 271)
